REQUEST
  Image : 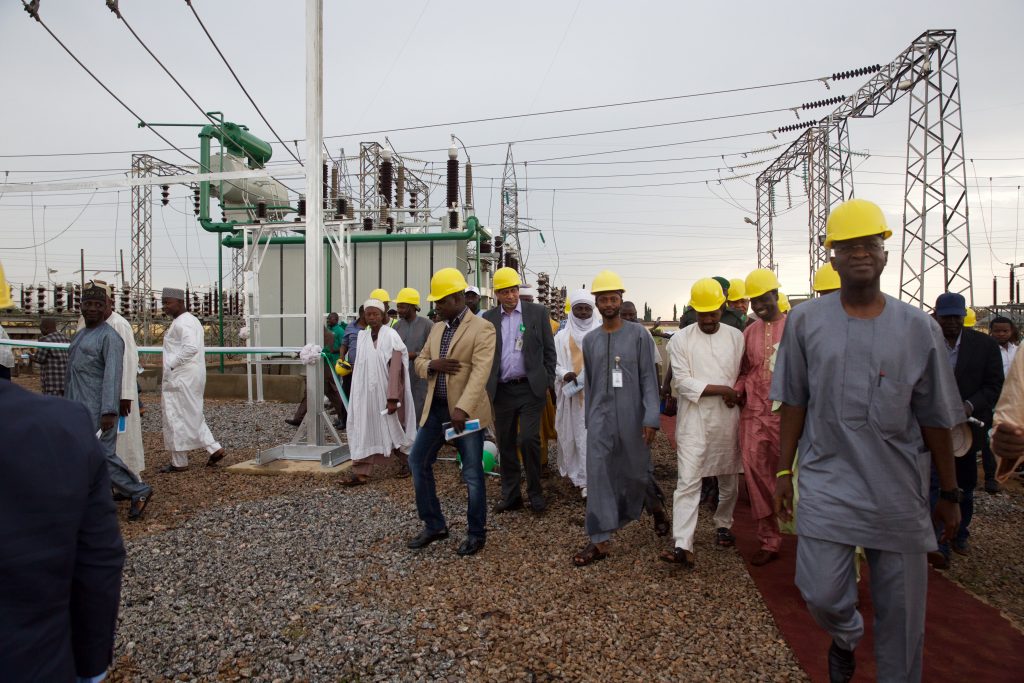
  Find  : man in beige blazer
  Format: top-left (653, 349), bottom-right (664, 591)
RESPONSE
top-left (407, 268), bottom-right (496, 556)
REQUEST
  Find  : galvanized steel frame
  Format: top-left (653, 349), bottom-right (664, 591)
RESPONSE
top-left (130, 154), bottom-right (192, 343)
top-left (898, 31), bottom-right (972, 308)
top-left (754, 29), bottom-right (970, 307)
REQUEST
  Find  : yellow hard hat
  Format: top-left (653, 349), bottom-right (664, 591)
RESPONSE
top-left (564, 299), bottom-right (571, 314)
top-left (727, 278), bottom-right (747, 301)
top-left (689, 278), bottom-right (727, 313)
top-left (0, 261), bottom-right (11, 309)
top-left (395, 287), bottom-right (421, 306)
top-left (492, 267), bottom-right (522, 292)
top-left (964, 307), bottom-right (976, 327)
top-left (591, 270), bottom-right (626, 294)
top-left (824, 198), bottom-right (892, 249)
top-left (369, 288), bottom-right (390, 303)
top-left (427, 267), bottom-right (469, 302)
top-left (334, 358), bottom-right (353, 377)
top-left (812, 263), bottom-right (841, 293)
top-left (778, 291), bottom-right (791, 313)
top-left (744, 268), bottom-right (782, 299)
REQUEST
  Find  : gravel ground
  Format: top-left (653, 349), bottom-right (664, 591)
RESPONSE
top-left (112, 458), bottom-right (807, 682)
top-left (11, 377), bottom-right (1023, 679)
top-left (942, 488), bottom-right (1024, 628)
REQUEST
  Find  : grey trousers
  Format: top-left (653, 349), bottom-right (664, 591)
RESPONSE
top-left (796, 536), bottom-right (928, 683)
top-left (493, 381), bottom-right (545, 505)
top-left (107, 450), bottom-right (151, 501)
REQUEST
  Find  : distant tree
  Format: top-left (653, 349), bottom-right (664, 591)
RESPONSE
top-left (673, 304), bottom-right (678, 320)
top-left (643, 302), bottom-right (652, 321)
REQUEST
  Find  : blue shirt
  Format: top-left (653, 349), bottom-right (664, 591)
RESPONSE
top-left (946, 331), bottom-right (962, 370)
top-left (499, 301), bottom-right (527, 382)
top-left (342, 323), bottom-right (364, 363)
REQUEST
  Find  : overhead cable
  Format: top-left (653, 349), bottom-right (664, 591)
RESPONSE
top-left (184, 0), bottom-right (304, 166)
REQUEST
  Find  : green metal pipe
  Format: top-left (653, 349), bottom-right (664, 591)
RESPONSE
top-left (220, 218), bottom-right (485, 249)
top-left (217, 235), bottom-right (224, 374)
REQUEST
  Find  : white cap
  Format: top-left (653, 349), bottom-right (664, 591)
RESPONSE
top-left (363, 298), bottom-right (386, 313)
top-left (466, 286), bottom-right (480, 295)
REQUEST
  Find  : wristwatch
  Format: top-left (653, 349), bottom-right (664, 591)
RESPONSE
top-left (938, 488), bottom-right (963, 504)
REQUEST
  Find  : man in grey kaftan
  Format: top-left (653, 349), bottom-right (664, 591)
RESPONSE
top-left (394, 297), bottom-right (433, 422)
top-left (66, 286), bottom-right (152, 511)
top-left (582, 316), bottom-right (662, 543)
top-left (770, 199), bottom-right (962, 682)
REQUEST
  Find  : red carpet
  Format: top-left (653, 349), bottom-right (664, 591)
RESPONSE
top-left (730, 490), bottom-right (1024, 682)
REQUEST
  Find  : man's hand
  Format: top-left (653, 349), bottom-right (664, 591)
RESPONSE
top-left (408, 351), bottom-right (418, 361)
top-left (963, 401), bottom-right (973, 418)
top-left (642, 426), bottom-right (657, 446)
top-left (429, 358), bottom-right (461, 374)
top-left (719, 386), bottom-right (739, 406)
top-left (774, 476), bottom-right (794, 523)
top-left (119, 399), bottom-right (132, 417)
top-left (386, 398), bottom-right (399, 415)
top-left (451, 407), bottom-right (470, 433)
top-left (933, 499), bottom-right (961, 544)
top-left (100, 413), bottom-right (117, 432)
top-left (563, 371), bottom-right (577, 384)
top-left (992, 422), bottom-right (1024, 460)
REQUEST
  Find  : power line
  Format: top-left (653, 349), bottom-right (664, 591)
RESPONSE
top-left (0, 190), bottom-right (100, 250)
top-left (403, 108), bottom-right (791, 154)
top-left (323, 76), bottom-right (826, 142)
top-left (21, 2), bottom-right (297, 202)
top-left (105, 1), bottom-right (216, 125)
top-left (473, 143), bottom-right (788, 167)
top-left (185, 0), bottom-right (303, 166)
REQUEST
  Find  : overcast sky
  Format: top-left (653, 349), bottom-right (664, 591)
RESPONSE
top-left (1, 0), bottom-right (1022, 317)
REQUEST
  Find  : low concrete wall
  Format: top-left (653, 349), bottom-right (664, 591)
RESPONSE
top-left (205, 374), bottom-right (305, 402)
top-left (139, 367), bottom-right (305, 403)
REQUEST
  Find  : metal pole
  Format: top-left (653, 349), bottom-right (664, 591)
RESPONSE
top-left (80, 249), bottom-right (85, 290)
top-left (218, 235), bottom-right (224, 373)
top-left (303, 0), bottom-right (325, 446)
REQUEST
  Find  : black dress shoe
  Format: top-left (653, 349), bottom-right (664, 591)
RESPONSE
top-left (828, 641), bottom-right (855, 683)
top-left (457, 536), bottom-right (486, 556)
top-left (407, 527), bottom-right (449, 549)
top-left (529, 497), bottom-right (548, 514)
top-left (493, 499), bottom-right (524, 513)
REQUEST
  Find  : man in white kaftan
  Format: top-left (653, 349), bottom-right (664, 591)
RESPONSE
top-left (663, 279), bottom-right (745, 566)
top-left (554, 289), bottom-right (602, 495)
top-left (160, 287), bottom-right (225, 472)
top-left (344, 299), bottom-right (417, 485)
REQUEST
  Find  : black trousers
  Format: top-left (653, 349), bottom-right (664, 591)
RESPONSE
top-left (494, 381), bottom-right (545, 505)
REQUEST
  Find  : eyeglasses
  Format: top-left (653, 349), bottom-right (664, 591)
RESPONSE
top-left (832, 241), bottom-right (884, 255)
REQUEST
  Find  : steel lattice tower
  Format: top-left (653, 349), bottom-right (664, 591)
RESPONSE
top-left (130, 154), bottom-right (194, 342)
top-left (755, 30), bottom-right (970, 305)
top-left (499, 144), bottom-right (519, 269)
top-left (899, 32), bottom-right (972, 308)
top-left (130, 154), bottom-right (153, 341)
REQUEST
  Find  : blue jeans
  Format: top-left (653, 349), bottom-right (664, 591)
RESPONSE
top-left (408, 401), bottom-right (487, 539)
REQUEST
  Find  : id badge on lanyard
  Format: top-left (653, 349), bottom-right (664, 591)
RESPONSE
top-left (612, 355), bottom-right (623, 388)
top-left (514, 322), bottom-right (525, 352)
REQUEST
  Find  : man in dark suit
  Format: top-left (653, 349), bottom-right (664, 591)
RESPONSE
top-left (484, 267), bottom-right (557, 513)
top-left (0, 264), bottom-right (126, 681)
top-left (932, 292), bottom-right (1004, 562)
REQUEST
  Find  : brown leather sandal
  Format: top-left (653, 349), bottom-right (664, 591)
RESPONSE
top-left (659, 547), bottom-right (695, 568)
top-left (572, 542), bottom-right (609, 567)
